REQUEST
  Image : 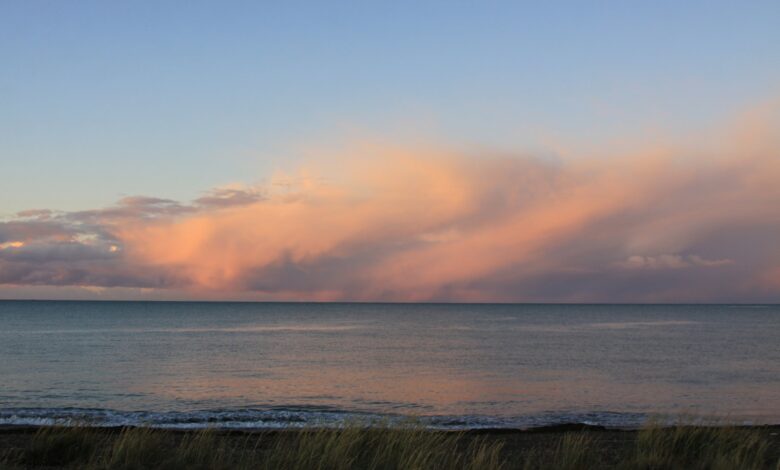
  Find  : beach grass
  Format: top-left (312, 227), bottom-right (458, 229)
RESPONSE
top-left (0, 422), bottom-right (777, 469)
top-left (631, 423), bottom-right (772, 470)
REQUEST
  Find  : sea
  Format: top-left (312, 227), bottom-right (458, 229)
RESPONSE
top-left (0, 301), bottom-right (778, 430)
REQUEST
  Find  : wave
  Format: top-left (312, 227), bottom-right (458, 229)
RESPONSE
top-left (0, 407), bottom-right (650, 430)
top-left (582, 320), bottom-right (699, 330)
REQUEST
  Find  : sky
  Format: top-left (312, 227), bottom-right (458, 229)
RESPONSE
top-left (1, 1), bottom-right (779, 302)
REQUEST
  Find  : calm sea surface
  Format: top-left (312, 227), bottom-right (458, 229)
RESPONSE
top-left (0, 301), bottom-right (778, 429)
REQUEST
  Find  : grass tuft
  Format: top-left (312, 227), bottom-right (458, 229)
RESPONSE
top-left (551, 432), bottom-right (599, 470)
top-left (256, 424), bottom-right (504, 470)
top-left (632, 423), bottom-right (770, 470)
top-left (0, 420), bottom-right (775, 469)
top-left (19, 426), bottom-right (103, 467)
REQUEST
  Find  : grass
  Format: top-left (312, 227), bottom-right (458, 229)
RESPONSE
top-left (0, 422), bottom-right (776, 469)
top-left (4, 426), bottom-right (103, 467)
top-left (0, 424), bottom-right (504, 470)
top-left (632, 423), bottom-right (772, 470)
top-left (256, 426), bottom-right (503, 470)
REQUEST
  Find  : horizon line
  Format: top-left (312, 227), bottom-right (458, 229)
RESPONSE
top-left (0, 299), bottom-right (777, 306)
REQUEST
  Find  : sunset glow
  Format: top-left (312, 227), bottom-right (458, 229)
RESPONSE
top-left (3, 3), bottom-right (780, 461)
top-left (2, 104), bottom-right (778, 302)
top-left (2, 2), bottom-right (780, 303)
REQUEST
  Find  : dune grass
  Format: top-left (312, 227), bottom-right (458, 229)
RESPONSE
top-left (0, 421), bottom-right (776, 469)
top-left (0, 424), bottom-right (504, 470)
top-left (631, 423), bottom-right (772, 470)
top-left (256, 426), bottom-right (504, 470)
top-left (3, 425), bottom-right (103, 467)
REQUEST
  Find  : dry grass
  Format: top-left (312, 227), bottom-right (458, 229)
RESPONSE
top-left (0, 424), bottom-right (504, 470)
top-left (3, 426), bottom-right (103, 467)
top-left (630, 423), bottom-right (772, 470)
top-left (0, 421), bottom-right (776, 469)
top-left (256, 426), bottom-right (503, 470)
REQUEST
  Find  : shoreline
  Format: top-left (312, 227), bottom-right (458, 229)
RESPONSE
top-left (3, 422), bottom-right (780, 433)
top-left (3, 420), bottom-right (780, 433)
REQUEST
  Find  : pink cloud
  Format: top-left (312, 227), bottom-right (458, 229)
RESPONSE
top-left (1, 103), bottom-right (779, 302)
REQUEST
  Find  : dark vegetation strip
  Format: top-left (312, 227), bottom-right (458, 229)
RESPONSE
top-left (0, 423), bottom-right (778, 469)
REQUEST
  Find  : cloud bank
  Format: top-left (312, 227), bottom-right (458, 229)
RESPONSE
top-left (2, 106), bottom-right (779, 302)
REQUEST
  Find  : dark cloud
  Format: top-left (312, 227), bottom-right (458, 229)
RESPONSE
top-left (0, 259), bottom-right (186, 289)
top-left (0, 193), bottom-right (210, 290)
top-left (195, 188), bottom-right (265, 208)
top-left (0, 241), bottom-right (117, 262)
top-left (0, 220), bottom-right (76, 243)
top-left (15, 209), bottom-right (53, 219)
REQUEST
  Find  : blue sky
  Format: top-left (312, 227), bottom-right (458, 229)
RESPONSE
top-left (2, 1), bottom-right (780, 301)
top-left (2, 1), bottom-right (779, 215)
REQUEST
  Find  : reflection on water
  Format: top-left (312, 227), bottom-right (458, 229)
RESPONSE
top-left (0, 302), bottom-right (778, 428)
top-left (13, 324), bottom-right (362, 335)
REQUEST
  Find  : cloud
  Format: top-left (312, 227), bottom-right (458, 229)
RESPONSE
top-left (618, 254), bottom-right (733, 270)
top-left (0, 241), bottom-right (25, 250)
top-left (1, 102), bottom-right (779, 301)
top-left (194, 187), bottom-right (265, 208)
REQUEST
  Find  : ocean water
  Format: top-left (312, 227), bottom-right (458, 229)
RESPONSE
top-left (0, 301), bottom-right (778, 429)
